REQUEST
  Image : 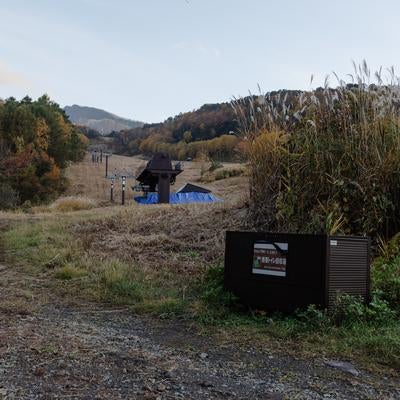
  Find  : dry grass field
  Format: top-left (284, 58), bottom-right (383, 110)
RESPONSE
top-left (0, 152), bottom-right (251, 318)
top-left (64, 152), bottom-right (247, 206)
top-left (2, 153), bottom-right (400, 398)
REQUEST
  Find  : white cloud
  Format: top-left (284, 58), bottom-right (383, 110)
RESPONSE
top-left (212, 47), bottom-right (221, 58)
top-left (0, 62), bottom-right (30, 88)
top-left (199, 43), bottom-right (221, 59)
top-left (172, 41), bottom-right (221, 58)
top-left (173, 41), bottom-right (187, 50)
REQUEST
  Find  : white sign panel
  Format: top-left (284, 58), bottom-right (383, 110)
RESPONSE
top-left (252, 242), bottom-right (288, 277)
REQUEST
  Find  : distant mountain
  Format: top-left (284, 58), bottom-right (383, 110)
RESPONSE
top-left (64, 104), bottom-right (144, 135)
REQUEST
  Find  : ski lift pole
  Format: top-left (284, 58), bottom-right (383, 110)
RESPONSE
top-left (110, 177), bottom-right (114, 202)
top-left (103, 153), bottom-right (112, 177)
top-left (121, 176), bottom-right (126, 205)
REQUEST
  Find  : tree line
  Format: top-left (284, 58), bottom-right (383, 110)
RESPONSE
top-left (0, 95), bottom-right (88, 208)
top-left (110, 102), bottom-right (241, 161)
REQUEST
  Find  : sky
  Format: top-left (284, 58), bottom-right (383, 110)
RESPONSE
top-left (0, 0), bottom-right (400, 123)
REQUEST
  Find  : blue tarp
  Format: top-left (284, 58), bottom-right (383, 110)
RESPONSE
top-left (134, 192), bottom-right (222, 204)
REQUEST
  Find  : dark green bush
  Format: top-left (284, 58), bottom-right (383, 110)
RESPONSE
top-left (330, 293), bottom-right (396, 326)
top-left (209, 159), bottom-right (223, 172)
top-left (108, 279), bottom-right (144, 302)
top-left (215, 167), bottom-right (244, 180)
top-left (293, 304), bottom-right (330, 330)
top-left (372, 261), bottom-right (400, 312)
top-left (0, 182), bottom-right (20, 209)
top-left (200, 265), bottom-right (237, 308)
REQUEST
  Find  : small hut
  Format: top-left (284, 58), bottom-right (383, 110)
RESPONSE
top-left (134, 154), bottom-right (221, 204)
top-left (135, 153), bottom-right (182, 203)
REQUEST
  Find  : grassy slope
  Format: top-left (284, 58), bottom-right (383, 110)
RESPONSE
top-left (2, 155), bottom-right (400, 371)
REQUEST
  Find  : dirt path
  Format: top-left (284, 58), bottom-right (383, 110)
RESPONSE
top-left (0, 225), bottom-right (399, 399)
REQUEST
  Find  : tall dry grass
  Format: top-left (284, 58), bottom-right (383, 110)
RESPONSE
top-left (233, 62), bottom-right (400, 238)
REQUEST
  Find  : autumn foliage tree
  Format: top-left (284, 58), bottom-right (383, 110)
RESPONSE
top-left (0, 95), bottom-right (88, 207)
top-left (111, 102), bottom-right (241, 161)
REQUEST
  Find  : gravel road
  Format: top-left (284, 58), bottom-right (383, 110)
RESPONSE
top-left (0, 300), bottom-right (399, 400)
top-left (0, 224), bottom-right (399, 399)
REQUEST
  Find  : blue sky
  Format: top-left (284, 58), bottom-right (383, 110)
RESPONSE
top-left (0, 0), bottom-right (399, 122)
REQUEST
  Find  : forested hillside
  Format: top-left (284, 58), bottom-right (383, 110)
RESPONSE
top-left (109, 92), bottom-right (308, 161)
top-left (111, 102), bottom-right (241, 161)
top-left (0, 95), bottom-right (88, 208)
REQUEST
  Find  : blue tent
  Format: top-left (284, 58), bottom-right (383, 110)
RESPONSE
top-left (134, 192), bottom-right (222, 204)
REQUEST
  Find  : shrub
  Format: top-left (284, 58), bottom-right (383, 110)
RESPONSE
top-left (330, 293), bottom-right (396, 326)
top-left (0, 183), bottom-right (20, 209)
top-left (294, 304), bottom-right (330, 331)
top-left (372, 259), bottom-right (400, 311)
top-left (21, 200), bottom-right (33, 213)
top-left (50, 196), bottom-right (97, 212)
top-left (214, 167), bottom-right (245, 181)
top-left (370, 232), bottom-right (400, 311)
top-left (209, 159), bottom-right (223, 172)
top-left (55, 265), bottom-right (87, 280)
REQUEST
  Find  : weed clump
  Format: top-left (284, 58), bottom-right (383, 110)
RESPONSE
top-left (329, 293), bottom-right (396, 326)
top-left (55, 265), bottom-right (87, 280)
top-left (215, 168), bottom-right (245, 181)
top-left (98, 261), bottom-right (144, 303)
top-left (50, 196), bottom-right (97, 212)
top-left (372, 233), bottom-right (400, 311)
